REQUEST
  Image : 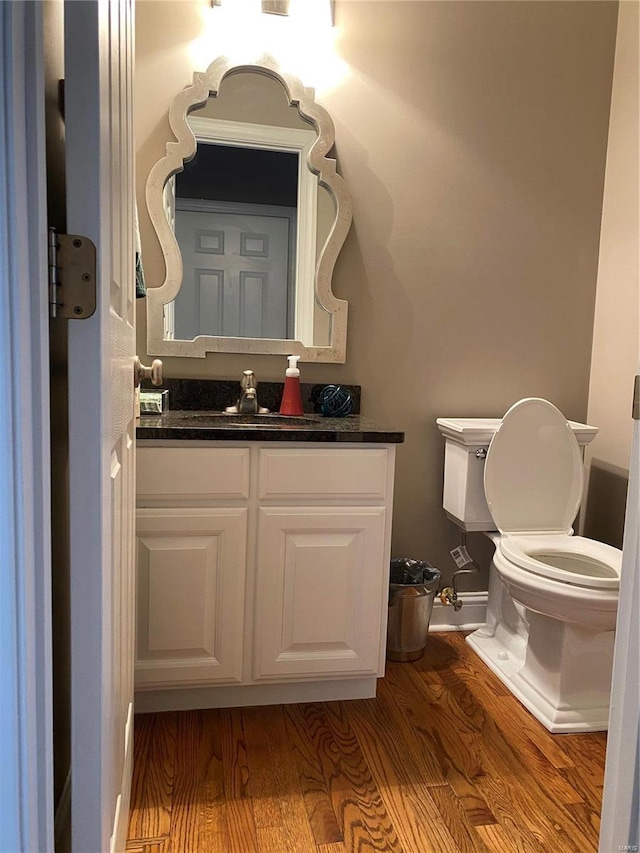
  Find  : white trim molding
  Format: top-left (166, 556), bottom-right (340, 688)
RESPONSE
top-left (599, 419), bottom-right (640, 851)
top-left (429, 591), bottom-right (488, 633)
top-left (0, 2), bottom-right (54, 851)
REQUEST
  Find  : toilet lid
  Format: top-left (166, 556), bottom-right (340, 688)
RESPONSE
top-left (484, 398), bottom-right (584, 535)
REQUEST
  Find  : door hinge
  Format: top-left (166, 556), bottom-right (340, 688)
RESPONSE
top-left (633, 375), bottom-right (640, 421)
top-left (48, 228), bottom-right (96, 319)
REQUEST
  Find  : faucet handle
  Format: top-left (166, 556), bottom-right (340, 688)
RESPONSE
top-left (225, 370), bottom-right (269, 414)
top-left (237, 387), bottom-right (257, 414)
top-left (241, 369), bottom-right (256, 390)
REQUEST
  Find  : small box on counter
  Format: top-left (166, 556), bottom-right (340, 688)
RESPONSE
top-left (139, 389), bottom-right (169, 415)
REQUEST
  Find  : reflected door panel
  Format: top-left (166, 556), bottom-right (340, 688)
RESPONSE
top-left (174, 203), bottom-right (295, 339)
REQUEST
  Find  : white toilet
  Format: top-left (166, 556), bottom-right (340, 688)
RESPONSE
top-left (436, 398), bottom-right (622, 733)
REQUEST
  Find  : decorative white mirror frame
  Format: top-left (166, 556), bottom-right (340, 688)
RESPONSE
top-left (145, 54), bottom-right (352, 362)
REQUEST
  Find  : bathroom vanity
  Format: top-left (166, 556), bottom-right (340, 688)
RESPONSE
top-left (134, 410), bottom-right (404, 712)
top-left (133, 48), bottom-right (400, 712)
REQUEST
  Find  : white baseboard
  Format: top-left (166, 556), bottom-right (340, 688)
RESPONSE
top-left (135, 676), bottom-right (378, 714)
top-left (429, 591), bottom-right (488, 632)
top-left (54, 771), bottom-right (71, 853)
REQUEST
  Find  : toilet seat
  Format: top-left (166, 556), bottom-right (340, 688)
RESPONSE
top-left (485, 397), bottom-right (584, 536)
top-left (485, 398), bottom-right (620, 590)
top-left (499, 534), bottom-right (620, 590)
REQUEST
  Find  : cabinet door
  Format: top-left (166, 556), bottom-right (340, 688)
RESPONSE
top-left (254, 507), bottom-right (387, 680)
top-left (135, 508), bottom-right (247, 687)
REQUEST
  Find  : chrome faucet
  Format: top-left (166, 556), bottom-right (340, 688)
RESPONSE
top-left (225, 370), bottom-right (270, 415)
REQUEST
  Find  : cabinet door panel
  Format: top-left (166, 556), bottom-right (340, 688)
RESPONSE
top-left (254, 507), bottom-right (387, 679)
top-left (136, 508), bottom-right (247, 687)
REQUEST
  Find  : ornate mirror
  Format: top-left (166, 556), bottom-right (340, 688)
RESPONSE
top-left (145, 55), bottom-right (352, 362)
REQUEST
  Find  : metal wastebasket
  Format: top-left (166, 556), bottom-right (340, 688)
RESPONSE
top-left (386, 559), bottom-right (441, 662)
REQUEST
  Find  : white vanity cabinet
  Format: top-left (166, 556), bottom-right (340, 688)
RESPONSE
top-left (135, 442), bottom-right (397, 711)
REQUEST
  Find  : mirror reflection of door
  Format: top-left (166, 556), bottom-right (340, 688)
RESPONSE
top-left (174, 200), bottom-right (296, 338)
top-left (173, 142), bottom-right (298, 340)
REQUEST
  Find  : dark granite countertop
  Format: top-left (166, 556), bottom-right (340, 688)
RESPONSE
top-left (136, 410), bottom-right (404, 444)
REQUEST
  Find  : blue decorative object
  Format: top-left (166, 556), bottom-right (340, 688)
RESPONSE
top-left (319, 384), bottom-right (353, 417)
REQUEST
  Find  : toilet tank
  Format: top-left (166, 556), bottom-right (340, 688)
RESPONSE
top-left (435, 416), bottom-right (599, 532)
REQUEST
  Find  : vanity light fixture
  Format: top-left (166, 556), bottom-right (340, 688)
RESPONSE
top-left (210, 0), bottom-right (289, 11)
top-left (261, 0), bottom-right (290, 15)
top-left (211, 0), bottom-right (334, 23)
top-left (198, 0), bottom-right (340, 89)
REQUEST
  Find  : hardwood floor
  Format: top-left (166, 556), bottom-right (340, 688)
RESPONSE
top-left (126, 632), bottom-right (607, 852)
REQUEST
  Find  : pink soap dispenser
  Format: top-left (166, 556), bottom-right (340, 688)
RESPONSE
top-left (279, 355), bottom-right (304, 416)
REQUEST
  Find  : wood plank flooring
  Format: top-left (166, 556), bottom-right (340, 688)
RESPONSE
top-left (126, 632), bottom-right (607, 852)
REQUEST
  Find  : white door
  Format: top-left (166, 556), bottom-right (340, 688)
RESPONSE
top-left (65, 2), bottom-right (136, 851)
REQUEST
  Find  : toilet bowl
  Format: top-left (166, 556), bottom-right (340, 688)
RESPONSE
top-left (495, 533), bottom-right (619, 629)
top-left (437, 398), bottom-right (621, 733)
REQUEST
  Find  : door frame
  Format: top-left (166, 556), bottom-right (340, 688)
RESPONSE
top-left (599, 416), bottom-right (640, 849)
top-left (0, 2), bottom-right (54, 851)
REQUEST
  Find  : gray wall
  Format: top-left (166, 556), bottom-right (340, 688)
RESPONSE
top-left (136, 0), bottom-right (618, 585)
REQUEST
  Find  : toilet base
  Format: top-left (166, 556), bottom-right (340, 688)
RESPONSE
top-left (466, 567), bottom-right (614, 733)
